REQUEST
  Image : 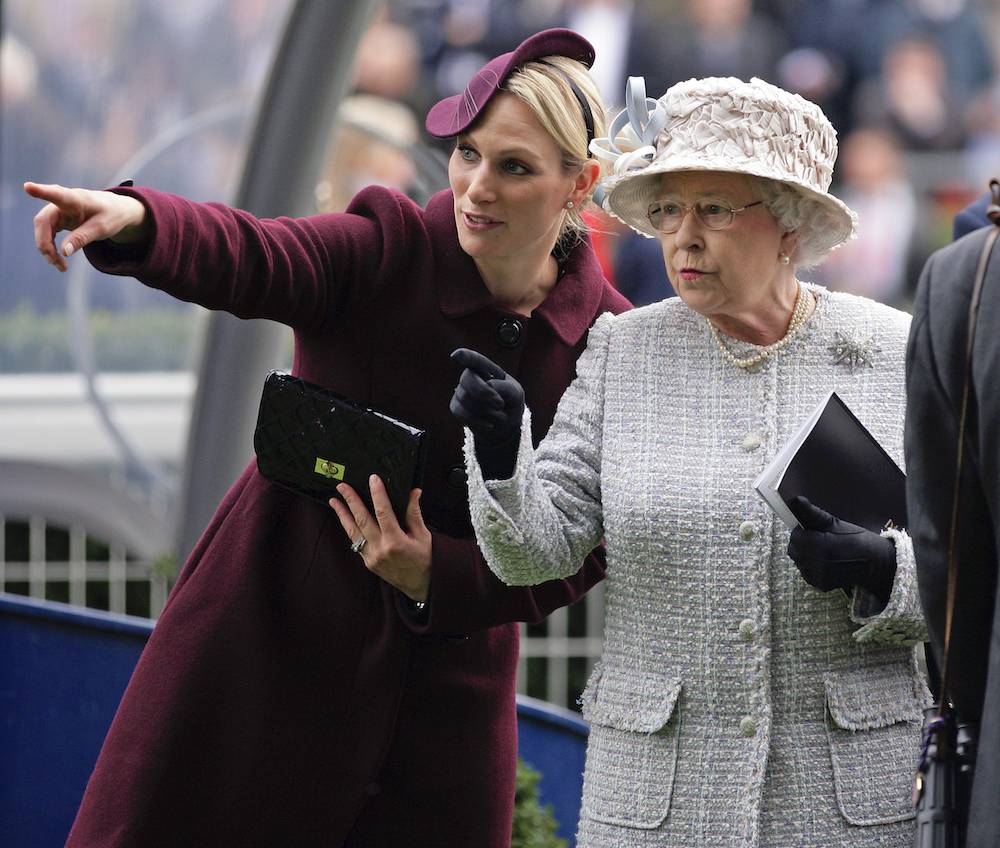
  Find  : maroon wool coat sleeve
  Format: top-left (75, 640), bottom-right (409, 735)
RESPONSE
top-left (87, 185), bottom-right (409, 328)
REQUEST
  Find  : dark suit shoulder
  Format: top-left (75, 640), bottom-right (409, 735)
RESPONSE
top-left (924, 225), bottom-right (1000, 301)
top-left (913, 225), bottom-right (1000, 391)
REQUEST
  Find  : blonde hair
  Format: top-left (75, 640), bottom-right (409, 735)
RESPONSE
top-left (503, 55), bottom-right (607, 249)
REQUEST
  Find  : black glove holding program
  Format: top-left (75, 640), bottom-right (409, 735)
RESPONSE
top-left (449, 348), bottom-right (525, 481)
top-left (786, 495), bottom-right (897, 609)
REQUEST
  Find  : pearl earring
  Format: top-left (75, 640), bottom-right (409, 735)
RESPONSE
top-left (565, 200), bottom-right (574, 210)
top-left (779, 253), bottom-right (790, 265)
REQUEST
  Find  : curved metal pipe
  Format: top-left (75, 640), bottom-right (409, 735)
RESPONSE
top-left (176, 0), bottom-right (381, 560)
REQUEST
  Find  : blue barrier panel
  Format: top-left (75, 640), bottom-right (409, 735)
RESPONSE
top-left (516, 694), bottom-right (588, 845)
top-left (0, 594), bottom-right (153, 848)
top-left (0, 594), bottom-right (589, 848)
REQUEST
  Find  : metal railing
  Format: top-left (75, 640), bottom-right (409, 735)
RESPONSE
top-left (518, 583), bottom-right (606, 709)
top-left (0, 515), bottom-right (169, 619)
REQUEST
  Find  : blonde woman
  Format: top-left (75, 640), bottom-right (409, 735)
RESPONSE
top-left (27, 30), bottom-right (629, 848)
top-left (453, 76), bottom-right (930, 846)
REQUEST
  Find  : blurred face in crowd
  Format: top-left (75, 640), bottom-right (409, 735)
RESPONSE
top-left (884, 38), bottom-right (947, 90)
top-left (448, 93), bottom-right (578, 271)
top-left (653, 171), bottom-right (796, 321)
top-left (687, 0), bottom-right (751, 31)
top-left (841, 128), bottom-right (904, 191)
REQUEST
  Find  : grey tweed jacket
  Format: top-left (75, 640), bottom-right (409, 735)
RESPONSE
top-left (466, 285), bottom-right (930, 847)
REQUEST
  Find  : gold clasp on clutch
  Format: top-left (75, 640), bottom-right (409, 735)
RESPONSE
top-left (314, 458), bottom-right (346, 480)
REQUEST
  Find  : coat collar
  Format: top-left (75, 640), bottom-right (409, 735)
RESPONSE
top-left (425, 190), bottom-right (607, 346)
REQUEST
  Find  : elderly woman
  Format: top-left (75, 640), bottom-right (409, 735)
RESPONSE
top-left (26, 30), bottom-right (630, 848)
top-left (451, 77), bottom-right (929, 847)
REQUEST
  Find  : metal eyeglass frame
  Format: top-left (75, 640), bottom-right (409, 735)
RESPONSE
top-left (646, 199), bottom-right (764, 233)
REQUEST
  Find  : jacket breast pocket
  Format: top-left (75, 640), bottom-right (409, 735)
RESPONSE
top-left (579, 661), bottom-right (682, 830)
top-left (824, 663), bottom-right (929, 826)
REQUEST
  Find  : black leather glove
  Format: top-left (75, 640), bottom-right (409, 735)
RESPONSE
top-left (786, 496), bottom-right (897, 607)
top-left (449, 348), bottom-right (525, 480)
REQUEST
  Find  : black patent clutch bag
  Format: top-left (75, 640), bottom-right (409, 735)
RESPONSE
top-left (253, 371), bottom-right (428, 523)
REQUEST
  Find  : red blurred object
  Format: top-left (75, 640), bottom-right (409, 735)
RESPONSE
top-left (584, 208), bottom-right (617, 289)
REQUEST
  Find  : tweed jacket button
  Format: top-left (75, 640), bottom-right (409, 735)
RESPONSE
top-left (741, 433), bottom-right (762, 451)
top-left (738, 520), bottom-right (757, 541)
top-left (738, 618), bottom-right (756, 641)
top-left (497, 317), bottom-right (524, 348)
top-left (739, 715), bottom-right (757, 737)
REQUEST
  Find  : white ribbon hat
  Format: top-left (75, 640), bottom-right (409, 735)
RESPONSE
top-left (590, 76), bottom-right (858, 253)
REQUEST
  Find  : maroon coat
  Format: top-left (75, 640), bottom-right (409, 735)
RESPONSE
top-left (67, 186), bottom-right (631, 847)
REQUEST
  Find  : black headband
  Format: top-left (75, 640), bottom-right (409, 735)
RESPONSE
top-left (535, 60), bottom-right (596, 156)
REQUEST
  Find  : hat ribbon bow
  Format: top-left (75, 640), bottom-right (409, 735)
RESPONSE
top-left (589, 77), bottom-right (666, 177)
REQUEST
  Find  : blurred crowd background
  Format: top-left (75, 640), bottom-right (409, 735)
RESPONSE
top-left (3, 0), bottom-right (1000, 365)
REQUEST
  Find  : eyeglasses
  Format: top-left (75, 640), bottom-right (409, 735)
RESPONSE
top-left (646, 199), bottom-right (764, 233)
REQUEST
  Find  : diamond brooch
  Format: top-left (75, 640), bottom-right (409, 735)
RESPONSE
top-left (829, 331), bottom-right (880, 372)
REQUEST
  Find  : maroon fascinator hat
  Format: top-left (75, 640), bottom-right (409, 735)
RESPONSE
top-left (425, 28), bottom-right (596, 139)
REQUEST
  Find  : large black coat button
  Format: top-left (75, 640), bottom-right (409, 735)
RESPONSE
top-left (497, 318), bottom-right (523, 348)
top-left (447, 466), bottom-right (468, 489)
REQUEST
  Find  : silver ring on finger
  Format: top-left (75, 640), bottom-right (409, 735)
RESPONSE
top-left (350, 536), bottom-right (367, 554)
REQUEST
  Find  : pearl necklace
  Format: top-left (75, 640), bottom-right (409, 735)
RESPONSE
top-left (707, 282), bottom-right (811, 371)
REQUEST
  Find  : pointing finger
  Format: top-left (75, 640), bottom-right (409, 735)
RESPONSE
top-left (23, 181), bottom-right (72, 205)
top-left (450, 348), bottom-right (506, 380)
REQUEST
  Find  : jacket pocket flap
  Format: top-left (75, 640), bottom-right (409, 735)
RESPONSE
top-left (581, 662), bottom-right (681, 732)
top-left (824, 664), bottom-right (929, 731)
